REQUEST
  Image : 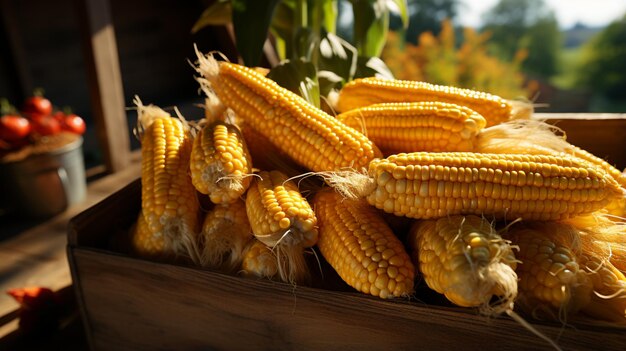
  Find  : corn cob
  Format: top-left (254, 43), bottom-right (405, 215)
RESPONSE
top-left (313, 189), bottom-right (415, 299)
top-left (407, 215), bottom-right (517, 312)
top-left (245, 170), bottom-right (318, 284)
top-left (578, 254), bottom-right (626, 324)
top-left (130, 210), bottom-right (164, 259)
top-left (240, 239), bottom-right (279, 280)
top-left (328, 152), bottom-right (622, 221)
top-left (476, 120), bottom-right (626, 188)
top-left (198, 199), bottom-right (253, 270)
top-left (336, 102), bottom-right (487, 155)
top-left (564, 213), bottom-right (626, 270)
top-left (190, 121), bottom-right (253, 204)
top-left (336, 77), bottom-right (531, 127)
top-left (549, 215), bottom-right (626, 324)
top-left (240, 123), bottom-right (306, 177)
top-left (507, 222), bottom-right (593, 318)
top-left (137, 99), bottom-right (199, 259)
top-left (194, 50), bottom-right (382, 173)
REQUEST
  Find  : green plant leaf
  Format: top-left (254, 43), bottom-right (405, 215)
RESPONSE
top-left (322, 0), bottom-right (337, 34)
top-left (317, 30), bottom-right (358, 82)
top-left (191, 0), bottom-right (232, 34)
top-left (270, 2), bottom-right (295, 61)
top-left (318, 70), bottom-right (344, 97)
top-left (232, 0), bottom-right (280, 66)
top-left (388, 0), bottom-right (408, 29)
top-left (350, 0), bottom-right (389, 57)
top-left (293, 27), bottom-right (317, 60)
top-left (267, 59), bottom-right (320, 107)
top-left (354, 56), bottom-right (394, 79)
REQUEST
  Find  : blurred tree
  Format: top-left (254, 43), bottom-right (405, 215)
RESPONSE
top-left (481, 0), bottom-right (560, 78)
top-left (577, 14), bottom-right (626, 100)
top-left (383, 20), bottom-right (530, 99)
top-left (389, 0), bottom-right (460, 43)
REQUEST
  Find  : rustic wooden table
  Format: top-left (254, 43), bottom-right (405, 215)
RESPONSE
top-left (0, 152), bottom-right (140, 341)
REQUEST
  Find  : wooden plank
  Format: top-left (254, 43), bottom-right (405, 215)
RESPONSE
top-left (535, 113), bottom-right (626, 169)
top-left (76, 0), bottom-right (130, 173)
top-left (0, 0), bottom-right (32, 100)
top-left (69, 249), bottom-right (625, 351)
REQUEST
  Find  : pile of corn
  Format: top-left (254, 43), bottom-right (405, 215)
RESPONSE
top-left (129, 49), bottom-right (626, 329)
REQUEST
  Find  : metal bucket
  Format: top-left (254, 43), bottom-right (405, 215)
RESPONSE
top-left (0, 137), bottom-right (86, 219)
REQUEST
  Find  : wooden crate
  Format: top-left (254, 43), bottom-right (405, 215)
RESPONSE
top-left (68, 178), bottom-right (626, 351)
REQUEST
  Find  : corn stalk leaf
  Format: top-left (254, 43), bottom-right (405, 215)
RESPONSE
top-left (354, 56), bottom-right (394, 79)
top-left (270, 2), bottom-right (295, 61)
top-left (232, 0), bottom-right (280, 66)
top-left (350, 0), bottom-right (389, 57)
top-left (321, 0), bottom-right (338, 34)
top-left (318, 70), bottom-right (344, 97)
top-left (191, 0), bottom-right (232, 33)
top-left (317, 30), bottom-right (358, 83)
top-left (267, 58), bottom-right (320, 107)
top-left (388, 0), bottom-right (408, 29)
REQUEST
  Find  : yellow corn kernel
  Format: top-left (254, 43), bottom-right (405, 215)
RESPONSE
top-left (240, 239), bottom-right (279, 280)
top-left (199, 199), bottom-right (252, 271)
top-left (476, 120), bottom-right (626, 189)
top-left (313, 189), bottom-right (415, 299)
top-left (579, 254), bottom-right (626, 324)
top-left (408, 215), bottom-right (517, 312)
top-left (365, 152), bottom-right (622, 221)
top-left (508, 222), bottom-right (593, 319)
top-left (190, 121), bottom-right (252, 204)
top-left (130, 210), bottom-right (165, 259)
top-left (194, 51), bottom-right (382, 173)
top-left (336, 77), bottom-right (530, 126)
top-left (336, 101), bottom-right (487, 155)
top-left (245, 170), bottom-right (318, 284)
top-left (138, 102), bottom-right (199, 260)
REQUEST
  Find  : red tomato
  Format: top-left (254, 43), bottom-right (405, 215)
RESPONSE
top-left (62, 114), bottom-right (86, 135)
top-left (23, 96), bottom-right (53, 117)
top-left (32, 115), bottom-right (61, 136)
top-left (52, 110), bottom-right (66, 123)
top-left (0, 115), bottom-right (31, 141)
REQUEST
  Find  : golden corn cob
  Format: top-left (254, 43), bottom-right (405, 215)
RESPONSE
top-left (336, 102), bottom-right (487, 155)
top-left (363, 152), bottom-right (622, 221)
top-left (240, 239), bottom-right (279, 280)
top-left (313, 189), bottom-right (415, 299)
top-left (190, 121), bottom-right (253, 204)
top-left (194, 51), bottom-right (382, 172)
top-left (336, 77), bottom-right (530, 126)
top-left (565, 213), bottom-right (626, 273)
top-left (578, 254), bottom-right (626, 324)
top-left (138, 100), bottom-right (199, 259)
top-left (507, 223), bottom-right (593, 318)
top-left (240, 123), bottom-right (306, 177)
top-left (476, 120), bottom-right (626, 189)
top-left (408, 215), bottom-right (517, 312)
top-left (245, 170), bottom-right (318, 284)
top-left (130, 210), bottom-right (164, 259)
top-left (198, 199), bottom-right (253, 270)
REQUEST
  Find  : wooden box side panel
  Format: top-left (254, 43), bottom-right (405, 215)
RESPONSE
top-left (538, 114), bottom-right (626, 169)
top-left (68, 178), bottom-right (140, 248)
top-left (71, 249), bottom-right (625, 351)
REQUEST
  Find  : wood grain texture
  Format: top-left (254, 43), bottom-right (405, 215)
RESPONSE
top-left (536, 113), bottom-right (626, 169)
top-left (69, 249), bottom-right (626, 351)
top-left (68, 179), bottom-right (626, 351)
top-left (77, 0), bottom-right (130, 173)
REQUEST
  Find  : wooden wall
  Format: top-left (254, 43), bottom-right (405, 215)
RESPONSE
top-left (0, 0), bottom-right (235, 169)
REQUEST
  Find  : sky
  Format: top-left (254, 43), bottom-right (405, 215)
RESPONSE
top-left (458, 0), bottom-right (626, 29)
